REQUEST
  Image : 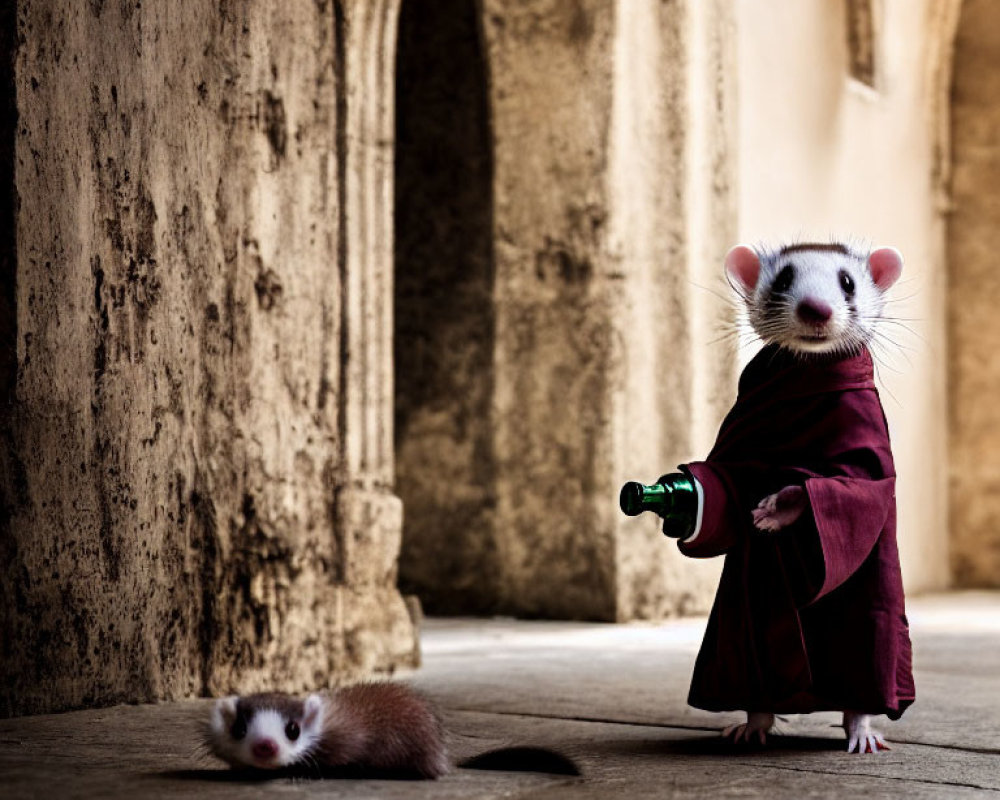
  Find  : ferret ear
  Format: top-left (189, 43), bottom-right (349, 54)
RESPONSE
top-left (212, 696), bottom-right (239, 728)
top-left (868, 247), bottom-right (903, 290)
top-left (302, 693), bottom-right (325, 731)
top-left (724, 245), bottom-right (761, 294)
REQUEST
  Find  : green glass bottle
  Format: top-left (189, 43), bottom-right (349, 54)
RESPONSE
top-left (619, 472), bottom-right (698, 539)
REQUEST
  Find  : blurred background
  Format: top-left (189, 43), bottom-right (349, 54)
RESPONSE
top-left (1, 0), bottom-right (993, 718)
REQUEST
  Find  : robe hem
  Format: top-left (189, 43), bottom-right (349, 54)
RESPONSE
top-left (688, 696), bottom-right (914, 718)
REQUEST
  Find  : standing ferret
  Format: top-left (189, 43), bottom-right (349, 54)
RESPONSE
top-left (670, 241), bottom-right (914, 753)
top-left (204, 682), bottom-right (449, 778)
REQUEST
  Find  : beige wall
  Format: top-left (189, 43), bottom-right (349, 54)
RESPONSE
top-left (735, 0), bottom-right (951, 593)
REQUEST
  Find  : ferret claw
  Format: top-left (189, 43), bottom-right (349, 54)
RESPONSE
top-left (843, 712), bottom-right (890, 754)
top-left (723, 713), bottom-right (774, 747)
top-left (752, 486), bottom-right (807, 532)
top-left (847, 733), bottom-right (890, 754)
top-left (723, 723), bottom-right (766, 745)
top-left (751, 510), bottom-right (782, 532)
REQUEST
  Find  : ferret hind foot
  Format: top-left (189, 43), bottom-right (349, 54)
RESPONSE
top-left (843, 711), bottom-right (891, 754)
top-left (722, 712), bottom-right (775, 746)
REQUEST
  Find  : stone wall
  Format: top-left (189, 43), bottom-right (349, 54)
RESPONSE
top-left (484, 0), bottom-right (621, 620)
top-left (4, 0), bottom-right (978, 719)
top-left (948, 0), bottom-right (1000, 586)
top-left (608, 0), bottom-right (737, 619)
top-left (393, 0), bottom-right (737, 621)
top-left (0, 0), bottom-right (417, 717)
top-left (484, 0), bottom-right (737, 622)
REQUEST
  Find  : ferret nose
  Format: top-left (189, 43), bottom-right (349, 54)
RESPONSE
top-left (796, 298), bottom-right (833, 325)
top-left (252, 738), bottom-right (279, 761)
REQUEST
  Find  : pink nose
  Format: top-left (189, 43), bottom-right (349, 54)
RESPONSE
top-left (796, 298), bottom-right (832, 325)
top-left (252, 738), bottom-right (279, 761)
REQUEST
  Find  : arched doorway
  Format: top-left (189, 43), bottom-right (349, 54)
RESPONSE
top-left (393, 0), bottom-right (497, 612)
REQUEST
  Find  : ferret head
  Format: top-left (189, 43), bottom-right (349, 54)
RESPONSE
top-left (725, 242), bottom-right (903, 356)
top-left (207, 692), bottom-right (325, 769)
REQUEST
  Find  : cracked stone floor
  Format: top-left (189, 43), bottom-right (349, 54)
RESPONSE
top-left (1, 592), bottom-right (998, 799)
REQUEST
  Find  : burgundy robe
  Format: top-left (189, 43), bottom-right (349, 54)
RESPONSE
top-left (679, 344), bottom-right (915, 718)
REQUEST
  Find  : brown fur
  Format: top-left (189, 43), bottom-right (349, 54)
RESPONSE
top-left (236, 692), bottom-right (305, 720)
top-left (209, 683), bottom-right (449, 778)
top-left (318, 683), bottom-right (449, 778)
top-left (779, 242), bottom-right (851, 256)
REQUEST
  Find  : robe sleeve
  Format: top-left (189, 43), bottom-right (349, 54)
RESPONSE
top-left (676, 462), bottom-right (744, 558)
top-left (803, 475), bottom-right (894, 600)
top-left (795, 387), bottom-right (896, 601)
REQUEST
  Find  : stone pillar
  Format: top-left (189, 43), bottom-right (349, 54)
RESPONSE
top-left (482, 0), bottom-right (737, 620)
top-left (483, 0), bottom-right (618, 620)
top-left (608, 0), bottom-right (737, 620)
top-left (0, 0), bottom-right (416, 718)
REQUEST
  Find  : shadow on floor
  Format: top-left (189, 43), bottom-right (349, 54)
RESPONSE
top-left (592, 734), bottom-right (846, 758)
top-left (158, 766), bottom-right (431, 782)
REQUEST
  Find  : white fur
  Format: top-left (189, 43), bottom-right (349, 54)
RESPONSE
top-left (729, 243), bottom-right (901, 357)
top-left (207, 694), bottom-right (327, 769)
top-left (843, 711), bottom-right (890, 754)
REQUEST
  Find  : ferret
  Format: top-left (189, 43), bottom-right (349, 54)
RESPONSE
top-left (712, 241), bottom-right (906, 754)
top-left (728, 238), bottom-right (902, 550)
top-left (204, 682), bottom-right (449, 778)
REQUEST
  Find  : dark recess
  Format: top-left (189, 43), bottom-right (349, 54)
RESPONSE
top-left (393, 0), bottom-right (497, 612)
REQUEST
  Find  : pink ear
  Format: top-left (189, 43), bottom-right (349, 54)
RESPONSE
top-left (868, 247), bottom-right (903, 291)
top-left (303, 694), bottom-right (324, 730)
top-left (724, 245), bottom-right (761, 293)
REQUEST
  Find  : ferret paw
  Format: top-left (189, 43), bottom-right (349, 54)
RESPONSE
top-left (722, 712), bottom-right (775, 746)
top-left (752, 486), bottom-right (807, 532)
top-left (843, 712), bottom-right (891, 754)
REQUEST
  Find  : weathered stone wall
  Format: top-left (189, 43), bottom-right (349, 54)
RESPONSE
top-left (481, 0), bottom-right (736, 621)
top-left (948, 0), bottom-right (1000, 586)
top-left (0, 0), bottom-right (417, 718)
top-left (483, 0), bottom-right (620, 620)
top-left (608, 0), bottom-right (737, 619)
top-left (391, 0), bottom-right (737, 621)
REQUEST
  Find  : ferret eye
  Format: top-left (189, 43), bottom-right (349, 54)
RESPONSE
top-left (230, 718), bottom-right (247, 740)
top-left (839, 270), bottom-right (855, 296)
top-left (773, 264), bottom-right (794, 294)
top-left (285, 721), bottom-right (300, 741)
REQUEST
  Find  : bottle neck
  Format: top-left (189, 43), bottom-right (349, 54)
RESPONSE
top-left (619, 473), bottom-right (698, 538)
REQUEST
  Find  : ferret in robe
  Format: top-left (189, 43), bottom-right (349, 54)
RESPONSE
top-left (678, 343), bottom-right (915, 720)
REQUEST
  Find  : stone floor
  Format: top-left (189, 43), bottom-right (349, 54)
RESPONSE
top-left (1, 592), bottom-right (998, 799)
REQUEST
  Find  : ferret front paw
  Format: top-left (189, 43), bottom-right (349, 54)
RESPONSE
top-left (843, 711), bottom-right (891, 754)
top-left (752, 486), bottom-right (807, 532)
top-left (722, 711), bottom-right (775, 746)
